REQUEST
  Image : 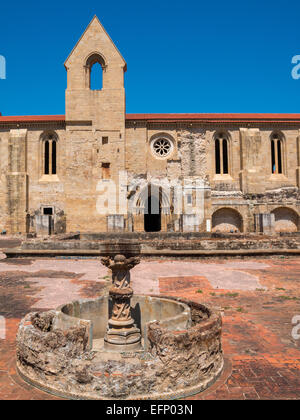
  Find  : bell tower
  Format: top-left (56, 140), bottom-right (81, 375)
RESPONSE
top-left (63, 17), bottom-right (127, 233)
top-left (64, 15), bottom-right (127, 132)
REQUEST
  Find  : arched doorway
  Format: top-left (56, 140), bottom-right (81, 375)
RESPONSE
top-left (144, 193), bottom-right (161, 232)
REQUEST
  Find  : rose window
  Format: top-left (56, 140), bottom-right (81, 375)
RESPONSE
top-left (152, 138), bottom-right (172, 157)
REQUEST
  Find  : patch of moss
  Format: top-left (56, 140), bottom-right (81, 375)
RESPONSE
top-left (220, 292), bottom-right (239, 298)
top-left (279, 295), bottom-right (298, 301)
top-left (236, 307), bottom-right (246, 313)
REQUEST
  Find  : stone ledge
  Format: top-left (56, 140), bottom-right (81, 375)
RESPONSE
top-left (3, 248), bottom-right (300, 258)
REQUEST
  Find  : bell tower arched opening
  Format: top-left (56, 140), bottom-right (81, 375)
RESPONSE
top-left (85, 53), bottom-right (105, 90)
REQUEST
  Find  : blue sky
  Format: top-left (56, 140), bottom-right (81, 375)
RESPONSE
top-left (0, 0), bottom-right (300, 116)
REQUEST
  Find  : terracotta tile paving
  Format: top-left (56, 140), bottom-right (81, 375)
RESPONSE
top-left (1, 256), bottom-right (300, 399)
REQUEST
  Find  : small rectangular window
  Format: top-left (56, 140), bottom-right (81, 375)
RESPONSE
top-left (102, 137), bottom-right (108, 145)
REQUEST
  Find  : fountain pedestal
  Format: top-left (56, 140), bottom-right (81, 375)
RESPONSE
top-left (101, 254), bottom-right (142, 351)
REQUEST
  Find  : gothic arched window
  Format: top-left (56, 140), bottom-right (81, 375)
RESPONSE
top-left (86, 53), bottom-right (106, 90)
top-left (215, 133), bottom-right (229, 175)
top-left (271, 133), bottom-right (284, 174)
top-left (43, 133), bottom-right (58, 175)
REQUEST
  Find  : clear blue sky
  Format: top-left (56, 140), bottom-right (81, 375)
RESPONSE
top-left (0, 0), bottom-right (300, 116)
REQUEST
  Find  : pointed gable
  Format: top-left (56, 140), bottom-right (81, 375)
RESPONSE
top-left (64, 16), bottom-right (126, 71)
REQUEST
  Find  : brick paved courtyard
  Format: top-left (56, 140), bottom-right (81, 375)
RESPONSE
top-left (1, 256), bottom-right (300, 400)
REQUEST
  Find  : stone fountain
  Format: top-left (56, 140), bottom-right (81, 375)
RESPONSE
top-left (101, 254), bottom-right (142, 351)
top-left (16, 241), bottom-right (224, 400)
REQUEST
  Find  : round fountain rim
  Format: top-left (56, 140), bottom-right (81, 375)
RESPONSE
top-left (56, 294), bottom-right (193, 350)
top-left (16, 296), bottom-right (223, 400)
top-left (17, 359), bottom-right (224, 401)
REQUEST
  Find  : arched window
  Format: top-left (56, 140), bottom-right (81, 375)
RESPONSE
top-left (43, 133), bottom-right (58, 175)
top-left (90, 62), bottom-right (103, 90)
top-left (215, 133), bottom-right (229, 174)
top-left (85, 53), bottom-right (106, 90)
top-left (271, 133), bottom-right (284, 174)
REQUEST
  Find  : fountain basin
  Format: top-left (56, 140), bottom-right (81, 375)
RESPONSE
top-left (16, 296), bottom-right (223, 400)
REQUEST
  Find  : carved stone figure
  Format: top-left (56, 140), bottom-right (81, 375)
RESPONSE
top-left (101, 254), bottom-right (142, 351)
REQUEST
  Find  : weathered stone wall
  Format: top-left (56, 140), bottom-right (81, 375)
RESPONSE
top-left (26, 126), bottom-right (67, 236)
top-left (17, 233), bottom-right (300, 253)
top-left (1, 120), bottom-right (300, 236)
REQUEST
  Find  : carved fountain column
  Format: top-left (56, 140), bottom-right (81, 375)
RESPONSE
top-left (101, 254), bottom-right (142, 351)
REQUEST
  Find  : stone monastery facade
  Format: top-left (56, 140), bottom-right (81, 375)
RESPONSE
top-left (1, 16), bottom-right (300, 236)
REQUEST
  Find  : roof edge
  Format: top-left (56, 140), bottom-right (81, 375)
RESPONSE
top-left (0, 115), bottom-right (65, 123)
top-left (1, 114), bottom-right (300, 124)
top-left (125, 113), bottom-right (300, 121)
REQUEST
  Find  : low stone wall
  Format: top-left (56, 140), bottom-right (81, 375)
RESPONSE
top-left (150, 237), bottom-right (300, 251)
top-left (17, 233), bottom-right (300, 253)
top-left (16, 297), bottom-right (223, 400)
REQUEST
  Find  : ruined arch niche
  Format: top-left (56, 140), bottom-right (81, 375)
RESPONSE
top-left (85, 53), bottom-right (106, 90)
top-left (40, 131), bottom-right (58, 175)
top-left (212, 208), bottom-right (243, 233)
top-left (271, 207), bottom-right (299, 233)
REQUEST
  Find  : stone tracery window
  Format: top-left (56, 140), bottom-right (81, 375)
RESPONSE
top-left (271, 133), bottom-right (284, 174)
top-left (215, 133), bottom-right (229, 175)
top-left (43, 133), bottom-right (58, 175)
top-left (151, 138), bottom-right (173, 158)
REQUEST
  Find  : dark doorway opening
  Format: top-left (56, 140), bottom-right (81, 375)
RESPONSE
top-left (43, 207), bottom-right (53, 215)
top-left (43, 207), bottom-right (54, 235)
top-left (144, 194), bottom-right (161, 232)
